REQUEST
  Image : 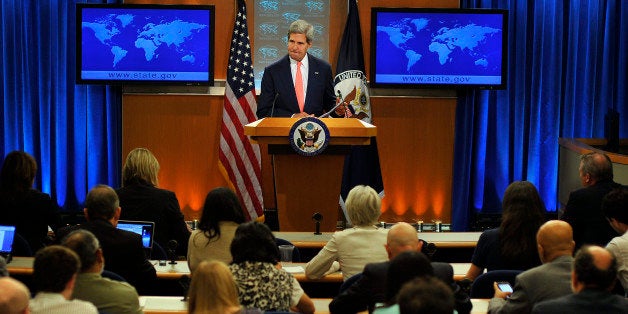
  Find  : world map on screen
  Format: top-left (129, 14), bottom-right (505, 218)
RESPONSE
top-left (81, 11), bottom-right (209, 71)
top-left (376, 14), bottom-right (503, 76)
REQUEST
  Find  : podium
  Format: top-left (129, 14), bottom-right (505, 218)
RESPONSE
top-left (245, 118), bottom-right (377, 232)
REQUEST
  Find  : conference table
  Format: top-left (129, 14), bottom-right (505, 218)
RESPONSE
top-left (139, 296), bottom-right (489, 314)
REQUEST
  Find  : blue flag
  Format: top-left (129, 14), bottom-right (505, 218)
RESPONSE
top-left (335, 0), bottom-right (384, 224)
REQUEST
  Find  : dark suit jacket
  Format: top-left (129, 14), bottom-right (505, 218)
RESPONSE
top-left (116, 183), bottom-right (190, 256)
top-left (57, 219), bottom-right (157, 295)
top-left (561, 179), bottom-right (621, 249)
top-left (257, 54), bottom-right (336, 118)
top-left (0, 189), bottom-right (62, 252)
top-left (329, 261), bottom-right (471, 314)
top-left (532, 289), bottom-right (628, 314)
top-left (488, 255), bottom-right (574, 313)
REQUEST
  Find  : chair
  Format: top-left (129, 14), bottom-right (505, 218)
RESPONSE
top-left (151, 242), bottom-right (168, 260)
top-left (102, 270), bottom-right (127, 282)
top-left (469, 270), bottom-right (522, 298)
top-left (275, 238), bottom-right (301, 262)
top-left (11, 233), bottom-right (33, 257)
top-left (339, 272), bottom-right (362, 293)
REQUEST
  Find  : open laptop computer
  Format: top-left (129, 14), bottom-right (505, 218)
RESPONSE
top-left (116, 220), bottom-right (155, 255)
top-left (0, 225), bottom-right (16, 262)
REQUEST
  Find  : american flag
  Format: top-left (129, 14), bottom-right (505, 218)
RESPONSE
top-left (219, 0), bottom-right (263, 220)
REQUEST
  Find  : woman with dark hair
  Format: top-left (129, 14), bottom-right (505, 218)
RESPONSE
top-left (465, 181), bottom-right (546, 280)
top-left (0, 151), bottom-right (61, 252)
top-left (187, 187), bottom-right (245, 272)
top-left (229, 222), bottom-right (315, 314)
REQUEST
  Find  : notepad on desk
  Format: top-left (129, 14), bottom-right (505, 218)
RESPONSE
top-left (282, 265), bottom-right (305, 273)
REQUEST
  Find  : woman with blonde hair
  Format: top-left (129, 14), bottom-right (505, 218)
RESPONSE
top-left (116, 147), bottom-right (191, 256)
top-left (305, 185), bottom-right (388, 280)
top-left (188, 260), bottom-right (261, 314)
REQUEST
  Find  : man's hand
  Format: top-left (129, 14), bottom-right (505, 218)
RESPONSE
top-left (493, 282), bottom-right (512, 299)
top-left (291, 112), bottom-right (313, 118)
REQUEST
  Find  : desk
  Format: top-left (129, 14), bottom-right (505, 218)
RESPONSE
top-left (139, 296), bottom-right (333, 314)
top-left (273, 231), bottom-right (481, 249)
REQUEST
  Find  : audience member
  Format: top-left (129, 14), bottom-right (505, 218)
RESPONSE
top-left (306, 185), bottom-right (388, 280)
top-left (0, 277), bottom-right (30, 314)
top-left (29, 245), bottom-right (98, 314)
top-left (0, 255), bottom-right (7, 276)
top-left (61, 229), bottom-right (142, 314)
top-left (329, 222), bottom-right (471, 313)
top-left (229, 221), bottom-right (315, 314)
top-left (466, 181), bottom-right (545, 280)
top-left (397, 277), bottom-right (455, 314)
top-left (372, 251), bottom-right (434, 313)
top-left (116, 147), bottom-right (191, 256)
top-left (602, 186), bottom-right (628, 293)
top-left (561, 152), bottom-right (621, 249)
top-left (488, 220), bottom-right (575, 313)
top-left (532, 245), bottom-right (628, 313)
top-left (0, 151), bottom-right (62, 252)
top-left (188, 260), bottom-right (262, 314)
top-left (187, 187), bottom-right (245, 272)
top-left (56, 184), bottom-right (157, 294)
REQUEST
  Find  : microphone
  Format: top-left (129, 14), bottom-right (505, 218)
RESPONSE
top-left (167, 240), bottom-right (178, 265)
top-left (312, 212), bottom-right (323, 235)
top-left (318, 101), bottom-right (345, 118)
top-left (269, 92), bottom-right (280, 117)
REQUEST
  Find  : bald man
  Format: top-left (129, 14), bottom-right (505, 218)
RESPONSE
top-left (329, 222), bottom-right (471, 314)
top-left (532, 245), bottom-right (628, 313)
top-left (0, 277), bottom-right (31, 314)
top-left (488, 220), bottom-right (575, 313)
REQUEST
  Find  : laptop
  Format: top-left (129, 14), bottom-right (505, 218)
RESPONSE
top-left (0, 225), bottom-right (16, 260)
top-left (116, 220), bottom-right (155, 250)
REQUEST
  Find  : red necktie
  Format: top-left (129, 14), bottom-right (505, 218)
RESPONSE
top-left (295, 61), bottom-right (305, 113)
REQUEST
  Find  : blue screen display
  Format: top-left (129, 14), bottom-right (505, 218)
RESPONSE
top-left (117, 222), bottom-right (153, 249)
top-left (0, 225), bottom-right (16, 253)
top-left (77, 4), bottom-right (214, 85)
top-left (370, 8), bottom-right (508, 89)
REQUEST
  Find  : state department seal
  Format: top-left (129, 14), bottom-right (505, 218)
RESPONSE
top-left (289, 117), bottom-right (330, 156)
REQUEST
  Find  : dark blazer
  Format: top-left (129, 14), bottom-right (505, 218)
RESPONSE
top-left (532, 289), bottom-right (628, 314)
top-left (116, 183), bottom-right (190, 256)
top-left (561, 179), bottom-right (621, 249)
top-left (329, 261), bottom-right (471, 314)
top-left (57, 219), bottom-right (157, 295)
top-left (257, 54), bottom-right (336, 118)
top-left (0, 189), bottom-right (62, 252)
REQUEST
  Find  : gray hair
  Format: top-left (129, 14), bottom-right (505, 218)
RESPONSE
top-left (580, 152), bottom-right (613, 181)
top-left (62, 229), bottom-right (101, 272)
top-left (346, 185), bottom-right (382, 226)
top-left (288, 19), bottom-right (314, 43)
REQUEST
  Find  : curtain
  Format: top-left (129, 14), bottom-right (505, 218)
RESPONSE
top-left (0, 0), bottom-right (122, 212)
top-left (453, 0), bottom-right (628, 230)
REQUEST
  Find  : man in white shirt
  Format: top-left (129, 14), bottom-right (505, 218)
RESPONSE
top-left (602, 186), bottom-right (628, 294)
top-left (29, 245), bottom-right (98, 314)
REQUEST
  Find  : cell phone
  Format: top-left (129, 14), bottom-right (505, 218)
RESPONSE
top-left (497, 281), bottom-right (513, 293)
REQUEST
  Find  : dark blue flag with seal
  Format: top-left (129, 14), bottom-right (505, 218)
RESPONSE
top-left (335, 0), bottom-right (384, 225)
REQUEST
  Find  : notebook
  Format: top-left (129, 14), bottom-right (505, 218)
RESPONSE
top-left (0, 225), bottom-right (16, 257)
top-left (117, 220), bottom-right (155, 249)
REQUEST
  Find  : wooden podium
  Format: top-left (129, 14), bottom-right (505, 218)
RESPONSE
top-left (245, 118), bottom-right (376, 232)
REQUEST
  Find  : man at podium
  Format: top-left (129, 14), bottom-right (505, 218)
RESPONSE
top-left (257, 19), bottom-right (338, 119)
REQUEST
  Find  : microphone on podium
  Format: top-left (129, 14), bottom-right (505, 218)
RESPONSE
top-left (269, 92), bottom-right (280, 117)
top-left (312, 212), bottom-right (323, 235)
top-left (167, 239), bottom-right (178, 265)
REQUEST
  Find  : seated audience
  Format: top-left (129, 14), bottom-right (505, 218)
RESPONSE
top-left (373, 250), bottom-right (434, 313)
top-left (57, 184), bottom-right (157, 294)
top-left (62, 229), bottom-right (142, 314)
top-left (602, 186), bottom-right (628, 293)
top-left (397, 277), bottom-right (455, 314)
top-left (329, 222), bottom-right (471, 314)
top-left (532, 245), bottom-right (628, 313)
top-left (188, 260), bottom-right (262, 314)
top-left (466, 181), bottom-right (546, 280)
top-left (561, 152), bottom-right (621, 249)
top-left (188, 187), bottom-right (245, 272)
top-left (306, 185), bottom-right (388, 280)
top-left (0, 151), bottom-right (62, 252)
top-left (0, 277), bottom-right (30, 314)
top-left (116, 147), bottom-right (191, 256)
top-left (229, 221), bottom-right (315, 314)
top-left (29, 245), bottom-right (98, 314)
top-left (488, 220), bottom-right (575, 313)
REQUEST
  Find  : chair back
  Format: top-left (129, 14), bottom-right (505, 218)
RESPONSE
top-left (339, 272), bottom-right (362, 293)
top-left (102, 269), bottom-right (127, 282)
top-left (11, 232), bottom-right (33, 257)
top-left (151, 241), bottom-right (168, 260)
top-left (275, 238), bottom-right (301, 262)
top-left (469, 270), bottom-right (522, 298)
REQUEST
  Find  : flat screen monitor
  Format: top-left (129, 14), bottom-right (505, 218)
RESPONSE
top-left (0, 225), bottom-right (16, 256)
top-left (76, 3), bottom-right (215, 85)
top-left (117, 220), bottom-right (154, 249)
top-left (370, 8), bottom-right (508, 89)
